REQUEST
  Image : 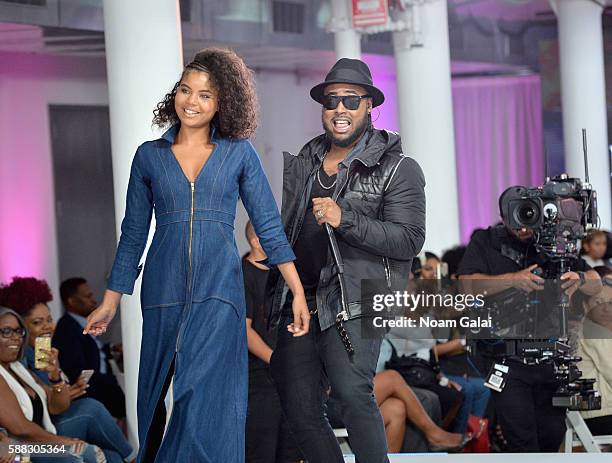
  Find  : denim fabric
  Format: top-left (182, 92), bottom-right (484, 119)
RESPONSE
top-left (271, 315), bottom-right (389, 463)
top-left (106, 126), bottom-right (295, 463)
top-left (30, 444), bottom-right (100, 463)
top-left (54, 398), bottom-right (135, 463)
top-left (22, 347), bottom-right (134, 461)
top-left (445, 375), bottom-right (491, 433)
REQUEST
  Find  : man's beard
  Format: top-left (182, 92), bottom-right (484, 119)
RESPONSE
top-left (323, 114), bottom-right (369, 148)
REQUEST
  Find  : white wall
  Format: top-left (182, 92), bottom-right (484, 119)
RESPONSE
top-left (236, 69), bottom-right (323, 254)
top-left (0, 51), bottom-right (108, 320)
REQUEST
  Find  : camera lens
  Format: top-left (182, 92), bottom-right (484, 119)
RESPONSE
top-left (515, 200), bottom-right (540, 227)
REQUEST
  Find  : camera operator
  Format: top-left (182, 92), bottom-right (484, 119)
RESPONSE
top-left (456, 187), bottom-right (602, 452)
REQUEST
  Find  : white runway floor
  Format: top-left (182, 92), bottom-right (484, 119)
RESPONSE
top-left (342, 454), bottom-right (610, 462)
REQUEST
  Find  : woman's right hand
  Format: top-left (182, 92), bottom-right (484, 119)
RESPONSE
top-left (84, 289), bottom-right (122, 336)
top-left (83, 304), bottom-right (117, 337)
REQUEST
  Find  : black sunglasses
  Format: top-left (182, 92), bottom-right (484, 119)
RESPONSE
top-left (322, 94), bottom-right (370, 111)
top-left (0, 327), bottom-right (26, 339)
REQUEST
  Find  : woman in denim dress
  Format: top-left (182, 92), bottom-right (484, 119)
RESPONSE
top-left (84, 48), bottom-right (310, 463)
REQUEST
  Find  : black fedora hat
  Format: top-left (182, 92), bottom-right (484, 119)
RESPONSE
top-left (310, 58), bottom-right (385, 108)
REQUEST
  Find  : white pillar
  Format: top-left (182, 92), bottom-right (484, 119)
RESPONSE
top-left (330, 0), bottom-right (361, 59)
top-left (103, 0), bottom-right (183, 445)
top-left (392, 1), bottom-right (460, 254)
top-left (552, 0), bottom-right (611, 229)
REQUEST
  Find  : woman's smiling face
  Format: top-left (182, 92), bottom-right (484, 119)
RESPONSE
top-left (24, 303), bottom-right (54, 348)
top-left (0, 314), bottom-right (25, 364)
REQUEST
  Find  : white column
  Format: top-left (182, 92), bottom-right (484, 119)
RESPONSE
top-left (103, 0), bottom-right (183, 445)
top-left (552, 0), bottom-right (611, 229)
top-left (330, 0), bottom-right (361, 59)
top-left (392, 1), bottom-right (460, 254)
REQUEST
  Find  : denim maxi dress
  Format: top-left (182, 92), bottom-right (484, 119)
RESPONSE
top-left (106, 125), bottom-right (295, 463)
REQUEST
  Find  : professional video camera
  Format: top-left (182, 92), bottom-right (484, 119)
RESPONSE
top-left (471, 131), bottom-right (601, 411)
top-left (499, 174), bottom-right (598, 277)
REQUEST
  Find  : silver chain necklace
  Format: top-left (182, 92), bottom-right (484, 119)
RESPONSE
top-left (317, 154), bottom-right (337, 190)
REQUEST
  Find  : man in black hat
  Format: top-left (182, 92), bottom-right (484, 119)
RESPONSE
top-left (267, 58), bottom-right (426, 462)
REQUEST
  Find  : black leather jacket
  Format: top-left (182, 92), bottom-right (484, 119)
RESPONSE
top-left (266, 129), bottom-right (426, 330)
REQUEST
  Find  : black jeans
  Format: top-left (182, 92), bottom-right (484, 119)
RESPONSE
top-left (270, 314), bottom-right (388, 463)
top-left (492, 361), bottom-right (566, 452)
top-left (246, 368), bottom-right (303, 462)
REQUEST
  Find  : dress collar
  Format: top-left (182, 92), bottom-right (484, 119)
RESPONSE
top-left (161, 124), bottom-right (218, 144)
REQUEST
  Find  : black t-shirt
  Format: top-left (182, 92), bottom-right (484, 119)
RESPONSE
top-left (457, 225), bottom-right (590, 276)
top-left (242, 256), bottom-right (274, 371)
top-left (290, 167), bottom-right (337, 310)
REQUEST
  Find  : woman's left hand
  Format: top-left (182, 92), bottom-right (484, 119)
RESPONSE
top-left (69, 377), bottom-right (89, 400)
top-left (287, 292), bottom-right (310, 337)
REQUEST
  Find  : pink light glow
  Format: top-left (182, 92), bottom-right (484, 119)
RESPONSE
top-left (0, 85), bottom-right (53, 282)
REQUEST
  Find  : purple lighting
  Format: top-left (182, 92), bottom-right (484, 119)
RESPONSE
top-left (453, 74), bottom-right (545, 243)
top-left (0, 50), bottom-right (67, 288)
top-left (364, 54), bottom-right (545, 245)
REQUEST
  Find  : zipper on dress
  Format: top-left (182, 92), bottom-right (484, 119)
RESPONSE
top-left (188, 182), bottom-right (195, 271)
top-left (163, 182), bottom-right (196, 440)
top-left (174, 181), bottom-right (196, 354)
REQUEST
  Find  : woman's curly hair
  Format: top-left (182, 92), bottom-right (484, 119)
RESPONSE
top-left (0, 276), bottom-right (53, 316)
top-left (153, 48), bottom-right (258, 139)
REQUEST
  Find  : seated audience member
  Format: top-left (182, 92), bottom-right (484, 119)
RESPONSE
top-left (418, 252), bottom-right (442, 279)
top-left (419, 247), bottom-right (491, 433)
top-left (577, 266), bottom-right (612, 436)
top-left (0, 307), bottom-right (105, 463)
top-left (242, 222), bottom-right (303, 463)
top-left (441, 246), bottom-right (467, 280)
top-left (432, 338), bottom-right (490, 433)
top-left (54, 278), bottom-right (125, 419)
top-left (373, 370), bottom-right (468, 452)
top-left (327, 366), bottom-right (469, 452)
top-left (379, 333), bottom-right (464, 431)
top-left (0, 277), bottom-right (135, 463)
top-left (581, 229), bottom-right (609, 268)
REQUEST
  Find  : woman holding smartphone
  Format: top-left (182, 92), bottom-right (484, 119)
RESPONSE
top-left (84, 48), bottom-right (308, 463)
top-left (0, 277), bottom-right (136, 463)
top-left (0, 306), bottom-right (104, 462)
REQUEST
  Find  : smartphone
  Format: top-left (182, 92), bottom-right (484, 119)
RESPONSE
top-left (34, 336), bottom-right (52, 369)
top-left (78, 369), bottom-right (95, 385)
